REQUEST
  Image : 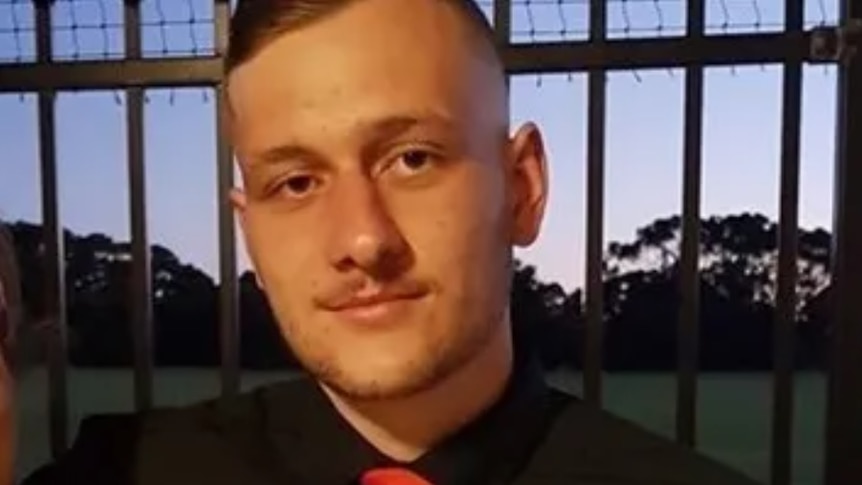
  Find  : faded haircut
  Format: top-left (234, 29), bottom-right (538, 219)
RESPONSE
top-left (225, 0), bottom-right (503, 75)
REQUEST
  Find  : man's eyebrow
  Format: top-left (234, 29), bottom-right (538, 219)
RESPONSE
top-left (362, 114), bottom-right (454, 141)
top-left (251, 113), bottom-right (455, 166)
top-left (253, 144), bottom-right (321, 167)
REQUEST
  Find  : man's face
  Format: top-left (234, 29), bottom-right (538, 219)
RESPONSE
top-left (227, 0), bottom-right (547, 400)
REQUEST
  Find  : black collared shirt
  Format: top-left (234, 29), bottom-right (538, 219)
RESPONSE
top-left (260, 346), bottom-right (567, 485)
top-left (23, 346), bottom-right (763, 485)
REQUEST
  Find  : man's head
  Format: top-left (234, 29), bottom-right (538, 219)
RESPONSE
top-left (225, 0), bottom-right (548, 402)
top-left (0, 222), bottom-right (19, 484)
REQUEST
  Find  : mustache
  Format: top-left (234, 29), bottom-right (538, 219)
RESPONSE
top-left (314, 277), bottom-right (431, 311)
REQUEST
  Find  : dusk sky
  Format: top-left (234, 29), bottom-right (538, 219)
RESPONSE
top-left (0, 0), bottom-right (841, 291)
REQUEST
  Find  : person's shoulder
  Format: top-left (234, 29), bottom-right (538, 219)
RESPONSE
top-left (21, 376), bottom-right (315, 485)
top-left (520, 386), bottom-right (762, 485)
top-left (19, 411), bottom-right (144, 485)
top-left (131, 376), bottom-right (316, 484)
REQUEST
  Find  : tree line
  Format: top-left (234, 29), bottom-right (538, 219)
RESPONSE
top-left (6, 212), bottom-right (833, 372)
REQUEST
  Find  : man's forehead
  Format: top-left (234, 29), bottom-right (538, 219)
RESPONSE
top-left (228, 37), bottom-right (480, 140)
top-left (224, 0), bottom-right (507, 154)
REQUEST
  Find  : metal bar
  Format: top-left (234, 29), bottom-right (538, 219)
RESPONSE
top-left (824, 2), bottom-right (862, 484)
top-left (214, 0), bottom-right (240, 399)
top-left (676, 0), bottom-right (705, 449)
top-left (33, 0), bottom-right (69, 458)
top-left (770, 1), bottom-right (804, 483)
top-left (494, 0), bottom-right (513, 99)
top-left (0, 57), bottom-right (224, 92)
top-left (124, 0), bottom-right (154, 412)
top-left (502, 31), bottom-right (813, 73)
top-left (583, 0), bottom-right (606, 408)
top-left (0, 32), bottom-right (814, 92)
top-left (493, 0), bottom-right (511, 44)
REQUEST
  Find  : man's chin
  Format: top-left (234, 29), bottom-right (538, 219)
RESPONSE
top-left (315, 361), bottom-right (449, 402)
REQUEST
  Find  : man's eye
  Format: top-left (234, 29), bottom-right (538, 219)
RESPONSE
top-left (279, 174), bottom-right (318, 197)
top-left (393, 150), bottom-right (434, 174)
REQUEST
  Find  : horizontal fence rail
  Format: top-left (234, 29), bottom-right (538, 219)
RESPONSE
top-left (0, 32), bottom-right (821, 92)
top-left (0, 57), bottom-right (224, 92)
top-left (0, 1), bottom-right (859, 484)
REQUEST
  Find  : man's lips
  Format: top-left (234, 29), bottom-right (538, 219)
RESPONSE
top-left (322, 288), bottom-right (428, 311)
top-left (316, 284), bottom-right (429, 324)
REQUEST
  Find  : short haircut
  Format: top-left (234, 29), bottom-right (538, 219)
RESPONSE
top-left (226, 0), bottom-right (503, 75)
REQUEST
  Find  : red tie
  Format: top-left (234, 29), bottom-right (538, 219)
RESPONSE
top-left (359, 467), bottom-right (433, 485)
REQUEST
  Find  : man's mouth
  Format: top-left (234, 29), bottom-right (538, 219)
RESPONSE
top-left (321, 287), bottom-right (428, 324)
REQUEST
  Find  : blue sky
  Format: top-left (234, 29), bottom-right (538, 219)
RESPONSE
top-left (0, 0), bottom-right (841, 291)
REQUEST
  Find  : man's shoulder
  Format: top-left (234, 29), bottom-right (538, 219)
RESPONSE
top-left (96, 374), bottom-right (313, 439)
top-left (521, 386), bottom-right (762, 485)
top-left (21, 376), bottom-right (315, 485)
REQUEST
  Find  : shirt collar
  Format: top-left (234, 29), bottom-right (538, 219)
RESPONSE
top-left (262, 342), bottom-right (553, 485)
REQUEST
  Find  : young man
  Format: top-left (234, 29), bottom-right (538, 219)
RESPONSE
top-left (23, 1), bottom-right (762, 484)
top-left (0, 223), bottom-right (21, 485)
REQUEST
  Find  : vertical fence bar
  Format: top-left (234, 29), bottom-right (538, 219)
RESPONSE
top-left (770, 0), bottom-right (804, 483)
top-left (824, 1), bottom-right (862, 483)
top-left (123, 0), bottom-right (153, 412)
top-left (214, 0), bottom-right (239, 399)
top-left (33, 0), bottom-right (69, 458)
top-left (583, 0), bottom-right (606, 408)
top-left (676, 0), bottom-right (705, 448)
top-left (495, 0), bottom-right (512, 118)
top-left (493, 0), bottom-right (511, 44)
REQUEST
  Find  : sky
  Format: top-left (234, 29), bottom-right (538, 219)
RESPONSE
top-left (0, 0), bottom-right (842, 291)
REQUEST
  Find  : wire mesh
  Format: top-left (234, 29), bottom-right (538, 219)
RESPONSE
top-left (492, 0), bottom-right (841, 43)
top-left (0, 0), bottom-right (35, 63)
top-left (49, 0), bottom-right (123, 60)
top-left (140, 0), bottom-right (215, 59)
top-left (0, 0), bottom-right (216, 63)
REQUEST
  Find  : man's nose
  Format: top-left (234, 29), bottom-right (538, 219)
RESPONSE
top-left (325, 175), bottom-right (410, 278)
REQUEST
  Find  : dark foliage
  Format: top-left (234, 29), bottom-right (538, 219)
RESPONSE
top-left (5, 212), bottom-right (832, 371)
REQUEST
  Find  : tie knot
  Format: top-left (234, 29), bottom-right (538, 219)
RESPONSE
top-left (359, 467), bottom-right (433, 485)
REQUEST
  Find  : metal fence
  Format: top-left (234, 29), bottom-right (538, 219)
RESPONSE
top-left (0, 1), bottom-right (859, 484)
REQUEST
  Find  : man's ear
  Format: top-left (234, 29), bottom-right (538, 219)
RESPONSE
top-left (508, 122), bottom-right (549, 248)
top-left (230, 188), bottom-right (265, 291)
top-left (229, 187), bottom-right (247, 212)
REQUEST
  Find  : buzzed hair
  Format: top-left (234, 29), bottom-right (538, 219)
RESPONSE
top-left (226, 0), bottom-right (503, 75)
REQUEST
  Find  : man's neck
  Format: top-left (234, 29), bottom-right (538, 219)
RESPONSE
top-left (322, 320), bottom-right (514, 462)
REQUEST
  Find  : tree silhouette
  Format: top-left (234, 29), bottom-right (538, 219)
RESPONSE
top-left (238, 270), bottom-right (300, 368)
top-left (604, 213), bottom-right (832, 370)
top-left (3, 212), bottom-right (833, 372)
top-left (510, 260), bottom-right (584, 370)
